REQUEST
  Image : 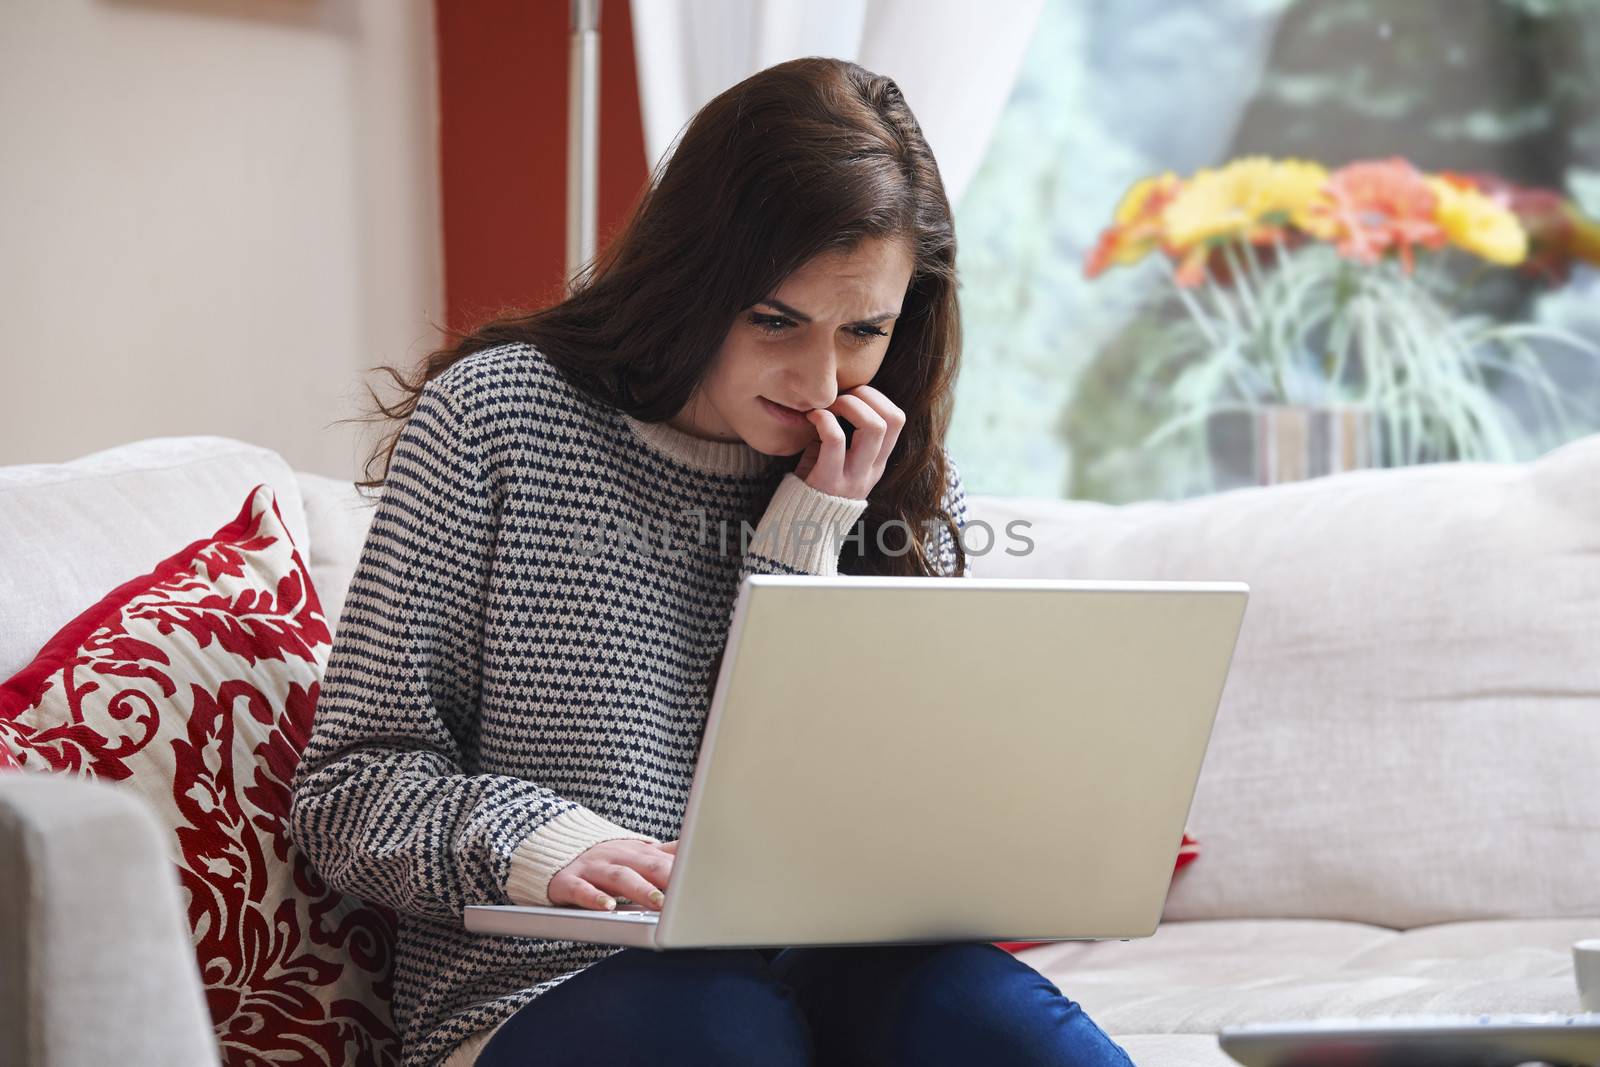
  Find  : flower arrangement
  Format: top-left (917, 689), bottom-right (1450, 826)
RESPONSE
top-left (1084, 155), bottom-right (1600, 472)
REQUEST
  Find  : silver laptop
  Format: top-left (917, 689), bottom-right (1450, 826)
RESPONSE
top-left (464, 574), bottom-right (1249, 950)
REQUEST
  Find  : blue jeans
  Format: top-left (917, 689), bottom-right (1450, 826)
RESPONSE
top-left (474, 942), bottom-right (1135, 1066)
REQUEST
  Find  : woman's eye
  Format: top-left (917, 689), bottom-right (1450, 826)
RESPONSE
top-left (747, 314), bottom-right (886, 344)
top-left (749, 313), bottom-right (792, 333)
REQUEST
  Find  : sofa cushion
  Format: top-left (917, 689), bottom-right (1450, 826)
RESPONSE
top-left (0, 484), bottom-right (399, 1065)
top-left (967, 432), bottom-right (1600, 929)
top-left (293, 471), bottom-right (378, 635)
top-left (0, 436), bottom-right (309, 684)
top-left (1018, 917), bottom-right (1594, 1036)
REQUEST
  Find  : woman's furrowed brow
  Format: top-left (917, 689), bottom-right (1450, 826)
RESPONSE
top-left (756, 298), bottom-right (900, 325)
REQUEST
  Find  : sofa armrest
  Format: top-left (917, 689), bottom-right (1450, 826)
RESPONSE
top-left (0, 774), bottom-right (219, 1067)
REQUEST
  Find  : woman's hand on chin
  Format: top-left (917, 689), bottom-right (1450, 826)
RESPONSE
top-left (793, 385), bottom-right (904, 501)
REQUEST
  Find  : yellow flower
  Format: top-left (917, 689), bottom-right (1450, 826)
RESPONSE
top-left (1263, 159), bottom-right (1331, 231)
top-left (1426, 176), bottom-right (1528, 266)
top-left (1162, 157), bottom-right (1329, 251)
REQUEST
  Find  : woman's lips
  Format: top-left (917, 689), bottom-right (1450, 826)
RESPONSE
top-left (759, 396), bottom-right (811, 426)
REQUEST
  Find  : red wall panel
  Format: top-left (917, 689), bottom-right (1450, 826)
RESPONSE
top-left (435, 0), bottom-right (649, 332)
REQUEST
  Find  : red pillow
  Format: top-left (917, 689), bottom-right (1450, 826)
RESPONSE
top-left (993, 832), bottom-right (1200, 953)
top-left (0, 484), bottom-right (400, 1065)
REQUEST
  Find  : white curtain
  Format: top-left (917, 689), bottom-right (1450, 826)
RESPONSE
top-left (628, 0), bottom-right (1045, 209)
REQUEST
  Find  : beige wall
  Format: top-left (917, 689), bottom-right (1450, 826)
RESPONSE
top-left (0, 0), bottom-right (443, 480)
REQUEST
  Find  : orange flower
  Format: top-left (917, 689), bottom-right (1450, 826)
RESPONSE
top-left (1085, 172), bottom-right (1180, 278)
top-left (1304, 158), bottom-right (1447, 272)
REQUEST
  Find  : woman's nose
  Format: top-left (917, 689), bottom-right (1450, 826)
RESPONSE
top-left (791, 338), bottom-right (840, 410)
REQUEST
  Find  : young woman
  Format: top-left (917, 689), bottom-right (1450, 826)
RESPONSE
top-left (289, 57), bottom-right (1133, 1067)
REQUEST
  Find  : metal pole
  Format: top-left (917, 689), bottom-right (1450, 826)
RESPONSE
top-left (567, 0), bottom-right (602, 294)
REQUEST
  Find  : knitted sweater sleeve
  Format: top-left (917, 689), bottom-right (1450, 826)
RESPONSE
top-left (737, 450), bottom-right (969, 580)
top-left (738, 470), bottom-right (870, 578)
top-left (288, 375), bottom-right (653, 922)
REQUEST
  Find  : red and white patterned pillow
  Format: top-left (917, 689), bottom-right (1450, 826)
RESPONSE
top-left (993, 832), bottom-right (1201, 954)
top-left (0, 483), bottom-right (400, 1066)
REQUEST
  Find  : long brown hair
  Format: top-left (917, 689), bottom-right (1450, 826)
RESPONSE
top-left (353, 56), bottom-right (965, 577)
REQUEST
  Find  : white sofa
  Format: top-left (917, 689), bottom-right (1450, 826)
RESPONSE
top-left (2, 432), bottom-right (1597, 1066)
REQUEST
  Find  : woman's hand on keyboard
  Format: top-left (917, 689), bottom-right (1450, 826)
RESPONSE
top-left (548, 838), bottom-right (676, 912)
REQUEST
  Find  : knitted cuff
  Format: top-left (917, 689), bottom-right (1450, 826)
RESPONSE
top-left (748, 472), bottom-right (869, 576)
top-left (441, 1019), bottom-right (509, 1067)
top-left (504, 806), bottom-right (659, 907)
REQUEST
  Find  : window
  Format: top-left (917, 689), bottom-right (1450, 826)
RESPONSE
top-left (951, 0), bottom-right (1600, 501)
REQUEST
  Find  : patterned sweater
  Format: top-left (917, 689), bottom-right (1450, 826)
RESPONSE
top-left (288, 341), bottom-right (968, 1066)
